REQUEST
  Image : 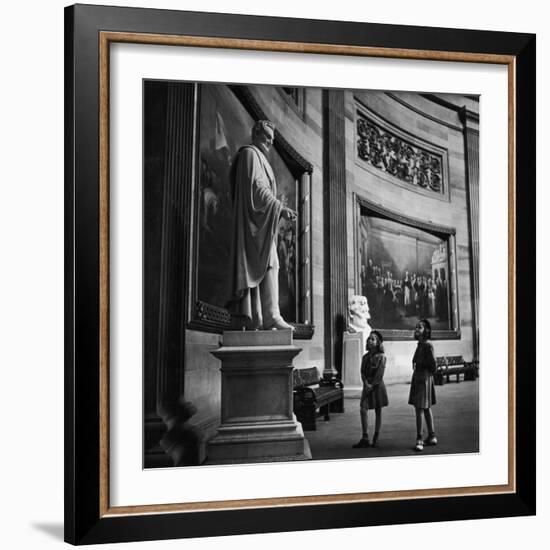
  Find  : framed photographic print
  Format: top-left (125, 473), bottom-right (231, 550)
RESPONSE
top-left (65, 3), bottom-right (536, 545)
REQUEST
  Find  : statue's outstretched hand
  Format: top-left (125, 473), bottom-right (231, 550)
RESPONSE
top-left (281, 207), bottom-right (297, 221)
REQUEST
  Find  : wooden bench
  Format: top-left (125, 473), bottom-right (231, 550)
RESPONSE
top-left (292, 367), bottom-right (344, 431)
top-left (435, 356), bottom-right (478, 385)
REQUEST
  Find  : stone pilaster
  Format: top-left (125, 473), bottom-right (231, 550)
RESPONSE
top-left (156, 82), bottom-right (196, 416)
top-left (323, 89), bottom-right (348, 377)
top-left (460, 107), bottom-right (480, 360)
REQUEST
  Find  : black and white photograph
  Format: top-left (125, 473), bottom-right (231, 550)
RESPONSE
top-left (1, 0), bottom-right (541, 548)
top-left (143, 81), bottom-right (480, 468)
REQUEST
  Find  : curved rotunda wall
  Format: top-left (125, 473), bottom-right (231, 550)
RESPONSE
top-left (345, 90), bottom-right (479, 383)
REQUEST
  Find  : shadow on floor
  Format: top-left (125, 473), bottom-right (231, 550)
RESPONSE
top-left (31, 523), bottom-right (64, 542)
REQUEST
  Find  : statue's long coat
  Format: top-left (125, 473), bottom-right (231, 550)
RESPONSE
top-left (227, 145), bottom-right (282, 318)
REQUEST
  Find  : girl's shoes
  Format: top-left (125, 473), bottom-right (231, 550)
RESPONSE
top-left (371, 433), bottom-right (379, 448)
top-left (352, 437), bottom-right (370, 448)
top-left (424, 434), bottom-right (438, 446)
top-left (414, 439), bottom-right (424, 451)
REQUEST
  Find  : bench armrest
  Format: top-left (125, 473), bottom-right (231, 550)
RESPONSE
top-left (320, 377), bottom-right (344, 389)
top-left (293, 386), bottom-right (316, 402)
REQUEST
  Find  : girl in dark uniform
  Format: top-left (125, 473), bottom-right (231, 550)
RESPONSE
top-left (408, 319), bottom-right (438, 451)
top-left (352, 330), bottom-right (389, 449)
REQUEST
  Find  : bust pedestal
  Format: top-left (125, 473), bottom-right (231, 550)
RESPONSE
top-left (206, 329), bottom-right (311, 464)
top-left (342, 330), bottom-right (365, 392)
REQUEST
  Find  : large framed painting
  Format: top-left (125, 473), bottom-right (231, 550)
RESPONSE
top-left (190, 84), bottom-right (313, 335)
top-left (354, 195), bottom-right (460, 340)
top-left (65, 4), bottom-right (535, 545)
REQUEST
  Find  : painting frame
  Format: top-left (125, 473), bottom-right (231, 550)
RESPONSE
top-left (353, 193), bottom-right (461, 341)
top-left (65, 3), bottom-right (535, 545)
top-left (185, 83), bottom-right (315, 338)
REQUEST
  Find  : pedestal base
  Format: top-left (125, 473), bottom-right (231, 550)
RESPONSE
top-left (342, 330), bottom-right (365, 391)
top-left (207, 415), bottom-right (311, 464)
top-left (207, 330), bottom-right (312, 464)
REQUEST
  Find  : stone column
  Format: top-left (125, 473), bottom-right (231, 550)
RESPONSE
top-left (460, 107), bottom-right (480, 360)
top-left (207, 330), bottom-right (311, 464)
top-left (323, 89), bottom-right (348, 379)
top-left (156, 82), bottom-right (195, 415)
top-left (145, 82), bottom-right (198, 467)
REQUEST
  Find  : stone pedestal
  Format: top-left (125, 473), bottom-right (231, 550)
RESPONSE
top-left (207, 329), bottom-right (311, 464)
top-left (342, 331), bottom-right (364, 392)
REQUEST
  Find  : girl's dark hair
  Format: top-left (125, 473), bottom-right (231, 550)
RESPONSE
top-left (369, 330), bottom-right (385, 353)
top-left (419, 319), bottom-right (432, 339)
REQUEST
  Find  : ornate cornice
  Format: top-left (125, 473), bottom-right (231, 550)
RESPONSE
top-left (420, 93), bottom-right (480, 127)
top-left (458, 106), bottom-right (480, 132)
top-left (355, 194), bottom-right (456, 236)
top-left (386, 92), bottom-right (464, 133)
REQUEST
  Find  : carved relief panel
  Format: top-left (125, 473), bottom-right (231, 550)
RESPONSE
top-left (355, 101), bottom-right (450, 201)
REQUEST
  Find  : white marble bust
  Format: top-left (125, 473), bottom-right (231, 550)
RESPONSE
top-left (348, 294), bottom-right (372, 334)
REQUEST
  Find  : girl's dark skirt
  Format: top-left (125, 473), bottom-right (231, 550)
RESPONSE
top-left (408, 371), bottom-right (436, 409)
top-left (360, 382), bottom-right (389, 410)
